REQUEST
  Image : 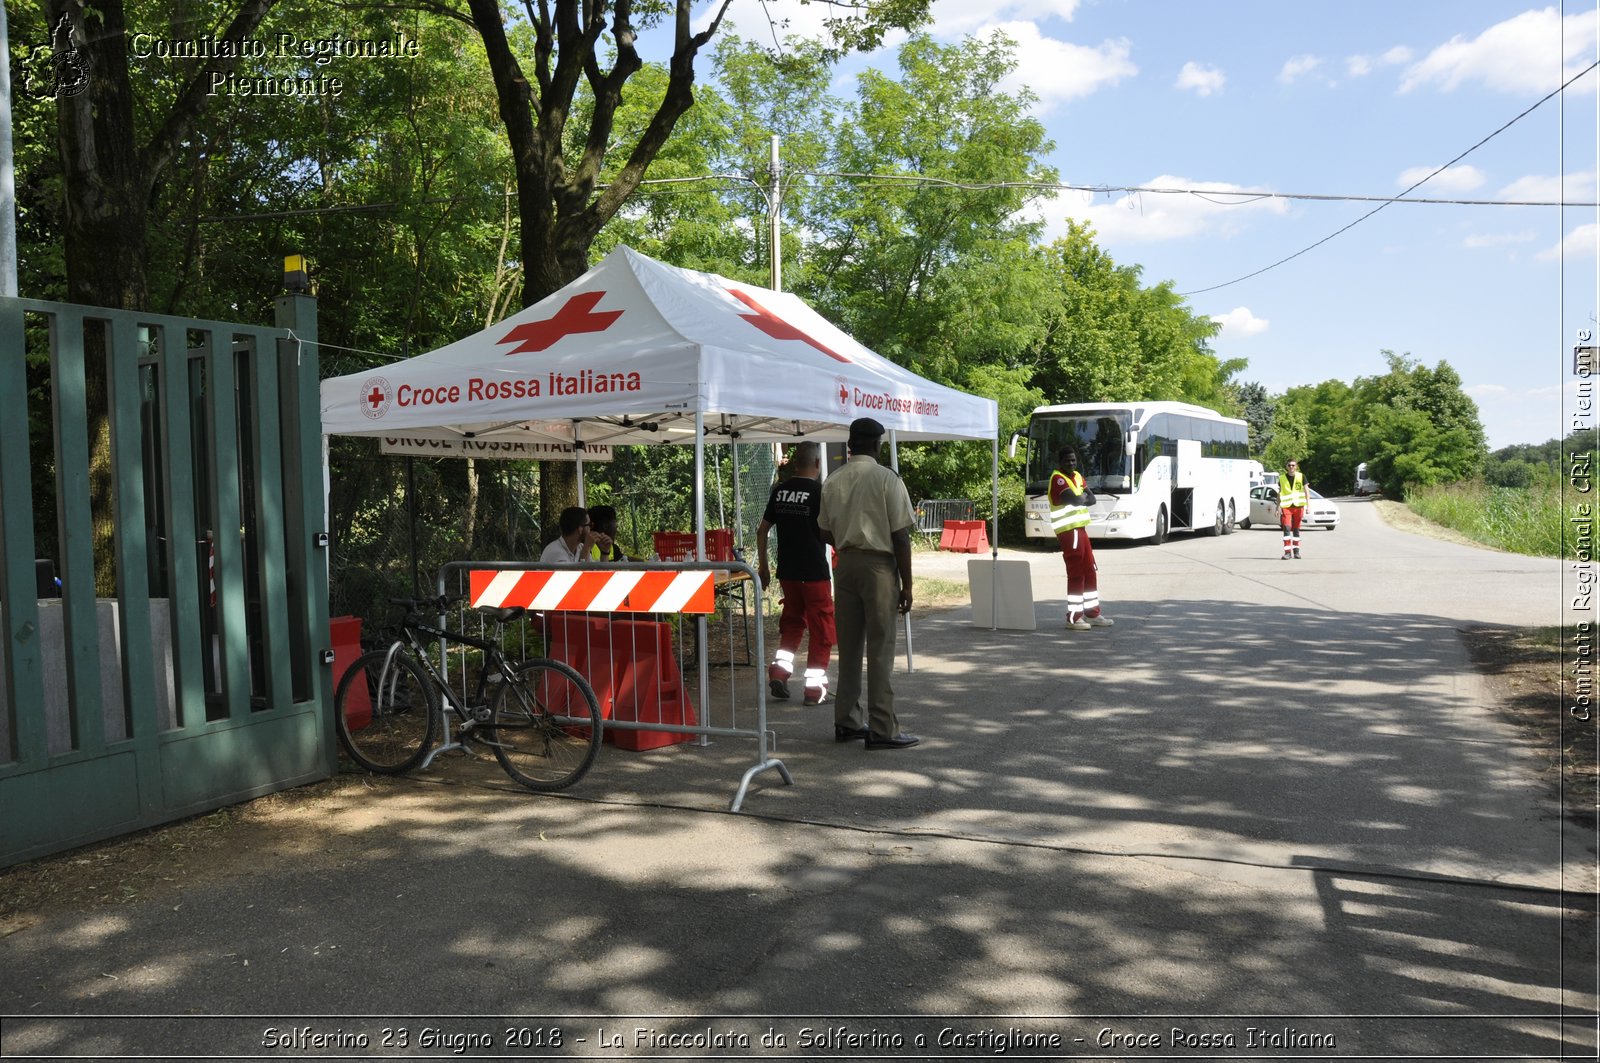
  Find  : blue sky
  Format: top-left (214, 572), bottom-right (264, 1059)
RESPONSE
top-left (699, 1), bottom-right (1598, 449)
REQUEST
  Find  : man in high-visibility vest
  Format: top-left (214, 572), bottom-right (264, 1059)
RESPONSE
top-left (1279, 459), bottom-right (1308, 559)
top-left (1050, 447), bottom-right (1113, 630)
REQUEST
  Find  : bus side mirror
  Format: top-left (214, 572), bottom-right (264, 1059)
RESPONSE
top-left (1007, 433), bottom-right (1020, 459)
top-left (1125, 433), bottom-right (1137, 456)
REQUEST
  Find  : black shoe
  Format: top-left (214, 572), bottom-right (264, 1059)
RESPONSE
top-left (834, 724), bottom-right (869, 742)
top-left (803, 690), bottom-right (832, 706)
top-left (865, 731), bottom-right (920, 750)
top-left (769, 677), bottom-right (790, 700)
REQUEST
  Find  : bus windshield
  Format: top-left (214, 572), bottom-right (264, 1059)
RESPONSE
top-left (1025, 411), bottom-right (1133, 493)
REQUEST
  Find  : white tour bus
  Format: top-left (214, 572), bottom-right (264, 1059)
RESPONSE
top-left (1018, 401), bottom-right (1253, 544)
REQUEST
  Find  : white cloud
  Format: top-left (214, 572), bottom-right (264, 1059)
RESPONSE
top-left (1045, 175), bottom-right (1290, 244)
top-left (1396, 163), bottom-right (1486, 192)
top-left (1278, 54), bottom-right (1323, 83)
top-left (1462, 231), bottom-right (1537, 248)
top-left (1210, 307), bottom-right (1269, 337)
top-left (695, 0), bottom-right (835, 44)
top-left (1175, 61), bottom-right (1225, 96)
top-left (1401, 8), bottom-right (1599, 94)
top-left (929, 1), bottom-right (1081, 39)
top-left (704, 0), bottom-right (1088, 50)
top-left (988, 21), bottom-right (1136, 110)
top-left (1498, 171), bottom-right (1599, 202)
top-left (1346, 46), bottom-right (1412, 77)
top-left (1537, 222), bottom-right (1599, 261)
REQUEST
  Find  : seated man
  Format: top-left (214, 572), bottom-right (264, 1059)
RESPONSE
top-left (539, 506), bottom-right (594, 564)
top-left (587, 505), bottom-right (628, 562)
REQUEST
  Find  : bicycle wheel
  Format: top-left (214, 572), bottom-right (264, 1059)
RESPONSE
top-left (335, 648), bottom-right (438, 774)
top-left (488, 659), bottom-right (602, 792)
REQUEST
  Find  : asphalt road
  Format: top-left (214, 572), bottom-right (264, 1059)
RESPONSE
top-left (2, 497), bottom-right (1594, 1060)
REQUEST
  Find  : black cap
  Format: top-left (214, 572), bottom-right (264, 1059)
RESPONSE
top-left (849, 416), bottom-right (886, 437)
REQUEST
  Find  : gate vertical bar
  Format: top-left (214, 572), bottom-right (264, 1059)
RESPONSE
top-left (203, 330), bottom-right (249, 715)
top-left (0, 295), bottom-right (41, 765)
top-left (49, 310), bottom-right (104, 750)
top-left (248, 332), bottom-right (292, 709)
top-left (275, 294), bottom-right (331, 769)
top-left (109, 316), bottom-right (161, 813)
top-left (159, 325), bottom-right (205, 728)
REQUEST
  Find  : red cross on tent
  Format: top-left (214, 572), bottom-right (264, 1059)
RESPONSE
top-left (728, 289), bottom-right (850, 363)
top-left (498, 291), bottom-right (623, 355)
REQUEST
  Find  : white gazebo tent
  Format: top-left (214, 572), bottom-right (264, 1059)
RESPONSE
top-left (321, 245), bottom-right (1001, 555)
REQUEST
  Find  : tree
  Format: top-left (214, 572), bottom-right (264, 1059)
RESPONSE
top-left (1264, 351), bottom-right (1487, 495)
top-left (1028, 222), bottom-right (1226, 410)
top-left (1227, 380), bottom-right (1276, 456)
top-left (1353, 351), bottom-right (1487, 495)
top-left (454, 0), bottom-right (934, 530)
top-left (43, 0), bottom-right (280, 310)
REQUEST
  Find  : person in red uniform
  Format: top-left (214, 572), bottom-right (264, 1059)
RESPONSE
top-left (1050, 446), bottom-right (1113, 630)
top-left (1279, 459), bottom-right (1308, 559)
top-left (756, 441), bottom-right (835, 705)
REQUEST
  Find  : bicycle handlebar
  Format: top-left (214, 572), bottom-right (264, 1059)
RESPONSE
top-left (390, 594), bottom-right (466, 613)
top-left (389, 596), bottom-right (528, 627)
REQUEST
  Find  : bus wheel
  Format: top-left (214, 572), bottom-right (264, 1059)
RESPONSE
top-left (1152, 507), bottom-right (1168, 545)
top-left (1211, 501), bottom-right (1227, 536)
top-left (1223, 501), bottom-right (1236, 535)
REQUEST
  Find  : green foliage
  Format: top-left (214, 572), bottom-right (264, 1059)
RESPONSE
top-left (1405, 481), bottom-right (1569, 558)
top-left (1226, 379), bottom-right (1275, 456)
top-left (1266, 350), bottom-right (1487, 495)
top-left (1484, 430), bottom-right (1593, 489)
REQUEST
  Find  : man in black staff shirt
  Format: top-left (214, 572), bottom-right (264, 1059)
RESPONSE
top-left (756, 441), bottom-right (836, 705)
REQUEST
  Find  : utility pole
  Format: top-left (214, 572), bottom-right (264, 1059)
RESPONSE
top-left (0, 0), bottom-right (18, 296)
top-left (768, 134), bottom-right (782, 292)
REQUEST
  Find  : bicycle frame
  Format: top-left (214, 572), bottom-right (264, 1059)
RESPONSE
top-left (390, 611), bottom-right (521, 768)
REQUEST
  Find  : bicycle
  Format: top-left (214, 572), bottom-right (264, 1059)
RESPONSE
top-left (334, 595), bottom-right (602, 792)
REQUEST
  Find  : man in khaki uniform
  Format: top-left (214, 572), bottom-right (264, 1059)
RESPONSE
top-left (818, 417), bottom-right (920, 749)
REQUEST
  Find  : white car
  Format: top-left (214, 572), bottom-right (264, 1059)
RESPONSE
top-left (1248, 485), bottom-right (1341, 530)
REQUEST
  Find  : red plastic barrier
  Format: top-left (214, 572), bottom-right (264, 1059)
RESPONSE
top-left (330, 616), bottom-right (370, 729)
top-left (605, 618), bottom-right (696, 751)
top-left (940, 519), bottom-right (990, 553)
top-left (543, 614), bottom-right (696, 751)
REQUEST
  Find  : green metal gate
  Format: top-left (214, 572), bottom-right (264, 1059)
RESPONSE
top-left (0, 293), bottom-right (332, 867)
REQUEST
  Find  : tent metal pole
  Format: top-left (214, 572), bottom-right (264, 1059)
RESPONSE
top-left (694, 412), bottom-right (710, 745)
top-left (887, 430), bottom-right (913, 673)
top-left (573, 420), bottom-right (586, 508)
top-left (731, 440), bottom-right (742, 554)
top-left (991, 433), bottom-right (1000, 631)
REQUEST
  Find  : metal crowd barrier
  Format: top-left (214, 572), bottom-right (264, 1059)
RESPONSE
top-left (436, 558), bottom-right (791, 811)
top-left (914, 498), bottom-right (975, 534)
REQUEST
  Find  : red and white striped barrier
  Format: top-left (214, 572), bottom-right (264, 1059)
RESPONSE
top-left (469, 568), bottom-right (715, 614)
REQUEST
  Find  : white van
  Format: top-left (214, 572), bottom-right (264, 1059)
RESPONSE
top-left (1354, 462), bottom-right (1379, 496)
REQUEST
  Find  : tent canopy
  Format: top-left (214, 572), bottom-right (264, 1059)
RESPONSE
top-left (320, 246), bottom-right (997, 447)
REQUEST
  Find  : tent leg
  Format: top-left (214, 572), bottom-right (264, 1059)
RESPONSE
top-left (694, 412), bottom-right (710, 747)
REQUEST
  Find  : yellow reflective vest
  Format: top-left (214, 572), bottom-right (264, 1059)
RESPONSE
top-left (1049, 469), bottom-right (1091, 532)
top-left (1280, 471), bottom-right (1307, 508)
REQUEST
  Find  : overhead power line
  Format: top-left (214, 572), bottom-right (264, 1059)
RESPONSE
top-left (196, 173), bottom-right (1595, 224)
top-left (1178, 58), bottom-right (1600, 297)
top-left (195, 60), bottom-right (1598, 231)
top-left (795, 170), bottom-right (1595, 208)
